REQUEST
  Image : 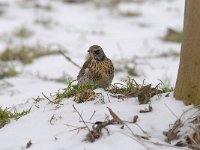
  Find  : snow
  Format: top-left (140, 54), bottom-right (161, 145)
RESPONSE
top-left (0, 0), bottom-right (193, 150)
top-left (0, 92), bottom-right (190, 150)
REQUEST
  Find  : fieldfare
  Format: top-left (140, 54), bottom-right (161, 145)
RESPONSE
top-left (77, 45), bottom-right (114, 88)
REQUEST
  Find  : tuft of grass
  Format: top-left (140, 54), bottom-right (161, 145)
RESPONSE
top-left (0, 63), bottom-right (18, 79)
top-left (63, 0), bottom-right (82, 3)
top-left (0, 44), bottom-right (59, 64)
top-left (13, 26), bottom-right (33, 39)
top-left (92, 0), bottom-right (120, 8)
top-left (10, 107), bottom-right (31, 120)
top-left (119, 11), bottom-right (141, 17)
top-left (34, 3), bottom-right (52, 11)
top-left (53, 81), bottom-right (95, 103)
top-left (187, 115), bottom-right (200, 149)
top-left (34, 17), bottom-right (55, 28)
top-left (0, 108), bottom-right (10, 128)
top-left (0, 9), bottom-right (4, 16)
top-left (0, 107), bottom-right (31, 128)
top-left (115, 59), bottom-right (140, 77)
top-left (109, 77), bottom-right (141, 95)
top-left (0, 2), bottom-right (8, 16)
top-left (125, 65), bottom-right (139, 77)
top-left (51, 78), bottom-right (173, 104)
top-left (164, 108), bottom-right (200, 149)
top-left (157, 50), bottom-right (179, 58)
top-left (109, 78), bottom-right (173, 104)
top-left (163, 28), bottom-right (183, 43)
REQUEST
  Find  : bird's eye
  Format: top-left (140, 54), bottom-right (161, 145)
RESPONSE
top-left (94, 50), bottom-right (100, 54)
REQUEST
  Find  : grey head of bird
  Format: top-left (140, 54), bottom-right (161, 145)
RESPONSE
top-left (88, 45), bottom-right (106, 61)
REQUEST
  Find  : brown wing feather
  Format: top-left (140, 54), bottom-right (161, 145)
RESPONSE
top-left (77, 58), bottom-right (91, 80)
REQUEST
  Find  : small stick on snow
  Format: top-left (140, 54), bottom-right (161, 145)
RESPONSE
top-left (42, 92), bottom-right (57, 104)
top-left (164, 103), bottom-right (179, 119)
top-left (65, 123), bottom-right (87, 133)
top-left (58, 49), bottom-right (81, 69)
top-left (89, 110), bottom-right (96, 120)
top-left (72, 105), bottom-right (95, 139)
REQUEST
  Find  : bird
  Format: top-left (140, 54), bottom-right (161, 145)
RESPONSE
top-left (77, 45), bottom-right (114, 88)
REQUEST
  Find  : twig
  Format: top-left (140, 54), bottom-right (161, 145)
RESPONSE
top-left (135, 123), bottom-right (147, 134)
top-left (49, 114), bottom-right (56, 125)
top-left (121, 132), bottom-right (188, 150)
top-left (64, 123), bottom-right (87, 133)
top-left (58, 49), bottom-right (81, 69)
top-left (107, 107), bottom-right (123, 124)
top-left (89, 111), bottom-right (96, 120)
top-left (42, 92), bottom-right (57, 104)
top-left (72, 105), bottom-right (95, 139)
top-left (164, 103), bottom-right (178, 119)
top-left (80, 121), bottom-right (95, 124)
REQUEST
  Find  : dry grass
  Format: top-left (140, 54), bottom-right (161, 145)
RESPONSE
top-left (157, 50), bottom-right (179, 58)
top-left (163, 28), bottom-right (183, 43)
top-left (109, 78), bottom-right (173, 104)
top-left (187, 113), bottom-right (200, 149)
top-left (50, 78), bottom-right (172, 104)
top-left (164, 106), bottom-right (200, 150)
top-left (53, 81), bottom-right (96, 104)
top-left (0, 44), bottom-right (59, 64)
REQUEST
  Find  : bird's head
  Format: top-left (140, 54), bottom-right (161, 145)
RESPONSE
top-left (88, 45), bottom-right (106, 61)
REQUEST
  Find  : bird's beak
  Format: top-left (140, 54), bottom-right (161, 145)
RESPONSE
top-left (88, 49), bottom-right (91, 52)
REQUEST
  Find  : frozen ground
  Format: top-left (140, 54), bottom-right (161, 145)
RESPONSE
top-left (0, 0), bottom-right (192, 150)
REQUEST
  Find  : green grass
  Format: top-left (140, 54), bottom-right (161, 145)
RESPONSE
top-left (0, 9), bottom-right (4, 16)
top-left (53, 81), bottom-right (95, 103)
top-left (115, 59), bottom-right (140, 77)
top-left (0, 44), bottom-right (59, 64)
top-left (157, 50), bottom-right (179, 58)
top-left (0, 2), bottom-right (8, 16)
top-left (0, 108), bottom-right (10, 128)
top-left (109, 77), bottom-right (141, 95)
top-left (163, 28), bottom-right (183, 43)
top-left (120, 11), bottom-right (141, 17)
top-left (13, 26), bottom-right (33, 39)
top-left (50, 78), bottom-right (173, 104)
top-left (34, 3), bottom-right (52, 11)
top-left (0, 63), bottom-right (18, 79)
top-left (0, 107), bottom-right (31, 128)
top-left (125, 65), bottom-right (139, 77)
top-left (10, 108), bottom-right (31, 120)
top-left (35, 17), bottom-right (54, 28)
top-left (92, 0), bottom-right (120, 8)
top-left (109, 78), bottom-right (173, 104)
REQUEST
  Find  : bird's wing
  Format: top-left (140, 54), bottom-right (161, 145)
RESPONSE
top-left (77, 58), bottom-right (91, 80)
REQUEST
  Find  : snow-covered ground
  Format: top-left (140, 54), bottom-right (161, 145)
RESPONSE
top-left (0, 0), bottom-right (192, 150)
